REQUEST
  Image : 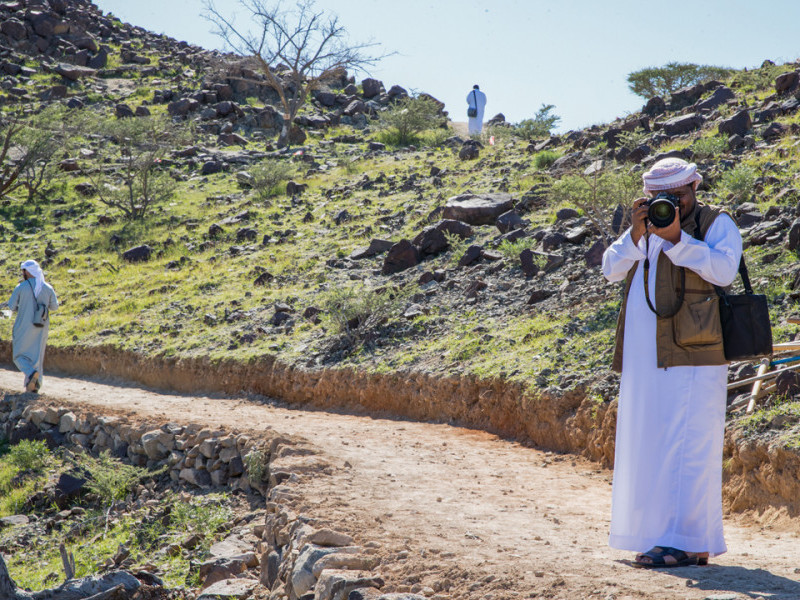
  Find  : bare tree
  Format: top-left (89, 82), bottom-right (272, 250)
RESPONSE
top-left (88, 114), bottom-right (188, 220)
top-left (0, 110), bottom-right (63, 202)
top-left (204, 0), bottom-right (386, 147)
top-left (550, 165), bottom-right (640, 248)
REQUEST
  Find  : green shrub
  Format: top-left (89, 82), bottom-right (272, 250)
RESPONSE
top-left (481, 124), bottom-right (515, 146)
top-left (0, 440), bottom-right (51, 516)
top-left (7, 439), bottom-right (50, 472)
top-left (728, 63), bottom-right (796, 94)
top-left (243, 449), bottom-right (267, 482)
top-left (83, 450), bottom-right (146, 505)
top-left (444, 231), bottom-right (469, 267)
top-left (418, 127), bottom-right (452, 147)
top-left (514, 104), bottom-right (561, 140)
top-left (692, 135), bottom-right (728, 158)
top-left (550, 169), bottom-right (640, 243)
top-left (377, 96), bottom-right (444, 146)
top-left (89, 114), bottom-right (188, 220)
top-left (717, 164), bottom-right (756, 201)
top-left (497, 238), bottom-right (534, 261)
top-left (533, 150), bottom-right (559, 170)
top-left (321, 284), bottom-right (410, 340)
top-left (251, 159), bottom-right (294, 199)
top-left (616, 130), bottom-right (648, 151)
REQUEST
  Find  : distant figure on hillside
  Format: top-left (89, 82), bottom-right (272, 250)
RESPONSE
top-left (602, 158), bottom-right (742, 568)
top-left (5, 260), bottom-right (58, 393)
top-left (466, 84), bottom-right (487, 135)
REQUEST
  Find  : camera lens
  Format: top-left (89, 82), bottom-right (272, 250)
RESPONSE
top-left (647, 199), bottom-right (676, 228)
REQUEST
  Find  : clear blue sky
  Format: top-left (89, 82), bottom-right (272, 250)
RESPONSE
top-left (94, 0), bottom-right (800, 132)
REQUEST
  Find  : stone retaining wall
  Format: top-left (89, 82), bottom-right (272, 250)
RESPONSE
top-left (0, 393), bottom-right (418, 600)
top-left (0, 393), bottom-right (277, 496)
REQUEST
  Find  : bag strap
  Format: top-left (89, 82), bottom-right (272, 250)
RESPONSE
top-left (471, 90), bottom-right (477, 108)
top-left (692, 209), bottom-right (753, 301)
top-left (642, 234), bottom-right (685, 318)
top-left (26, 278), bottom-right (38, 301)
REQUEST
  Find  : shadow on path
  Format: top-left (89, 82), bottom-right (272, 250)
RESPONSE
top-left (615, 561), bottom-right (800, 599)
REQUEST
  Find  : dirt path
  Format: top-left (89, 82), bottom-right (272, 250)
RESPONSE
top-left (2, 367), bottom-right (800, 599)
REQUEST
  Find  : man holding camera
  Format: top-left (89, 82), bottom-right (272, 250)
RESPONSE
top-left (602, 157), bottom-right (742, 568)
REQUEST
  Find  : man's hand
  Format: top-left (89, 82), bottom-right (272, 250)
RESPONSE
top-left (648, 204), bottom-right (681, 244)
top-left (630, 197), bottom-right (649, 246)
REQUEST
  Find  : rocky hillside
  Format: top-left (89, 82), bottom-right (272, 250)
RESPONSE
top-left (1, 1), bottom-right (800, 447)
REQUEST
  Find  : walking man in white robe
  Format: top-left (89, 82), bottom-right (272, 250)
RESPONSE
top-left (466, 84), bottom-right (487, 135)
top-left (6, 259), bottom-right (58, 392)
top-left (602, 158), bottom-right (742, 568)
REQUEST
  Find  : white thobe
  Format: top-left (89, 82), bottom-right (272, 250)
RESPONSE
top-left (602, 214), bottom-right (741, 557)
top-left (7, 279), bottom-right (58, 389)
top-left (467, 89), bottom-right (487, 134)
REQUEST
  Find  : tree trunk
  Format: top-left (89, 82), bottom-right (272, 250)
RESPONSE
top-left (277, 122), bottom-right (289, 148)
top-left (0, 554), bottom-right (25, 599)
top-left (1, 553), bottom-right (141, 600)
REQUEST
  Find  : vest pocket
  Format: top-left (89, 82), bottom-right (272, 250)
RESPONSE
top-left (673, 296), bottom-right (722, 347)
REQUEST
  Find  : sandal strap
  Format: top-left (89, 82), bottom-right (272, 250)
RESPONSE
top-left (660, 547), bottom-right (690, 563)
top-left (637, 546), bottom-right (690, 566)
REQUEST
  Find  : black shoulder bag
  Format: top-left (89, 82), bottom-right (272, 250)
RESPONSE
top-left (715, 258), bottom-right (772, 360)
top-left (693, 213), bottom-right (772, 361)
top-left (467, 90), bottom-right (478, 118)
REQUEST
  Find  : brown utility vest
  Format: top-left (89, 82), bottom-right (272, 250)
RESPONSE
top-left (611, 203), bottom-right (729, 373)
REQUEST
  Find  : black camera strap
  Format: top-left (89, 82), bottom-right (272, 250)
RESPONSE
top-left (642, 233), bottom-right (685, 318)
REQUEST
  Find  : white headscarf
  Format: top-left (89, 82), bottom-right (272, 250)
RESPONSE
top-left (642, 157), bottom-right (703, 193)
top-left (21, 259), bottom-right (45, 297)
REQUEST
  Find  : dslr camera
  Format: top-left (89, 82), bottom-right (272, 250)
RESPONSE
top-left (645, 192), bottom-right (679, 228)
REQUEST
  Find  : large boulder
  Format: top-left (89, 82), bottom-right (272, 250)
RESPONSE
top-left (496, 210), bottom-right (526, 233)
top-left (659, 113), bottom-right (704, 136)
top-left (458, 140), bottom-right (481, 160)
top-left (314, 569), bottom-right (384, 600)
top-left (382, 240), bottom-right (420, 274)
top-left (88, 48), bottom-right (108, 69)
top-left (122, 245), bottom-right (153, 263)
top-left (387, 85), bottom-right (408, 100)
top-left (694, 86), bottom-right (735, 111)
top-left (762, 121), bottom-right (787, 141)
top-left (1, 19), bottom-right (27, 40)
top-left (344, 99), bottom-right (365, 116)
top-left (787, 218), bottom-right (800, 251)
top-left (361, 78), bottom-right (383, 98)
top-left (197, 578), bottom-right (256, 600)
top-left (54, 63), bottom-right (96, 81)
top-left (411, 227), bottom-right (448, 256)
top-left (642, 96), bottom-right (666, 116)
top-left (313, 89), bottom-right (337, 106)
top-left (719, 109), bottom-right (752, 137)
top-left (669, 83), bottom-right (706, 109)
top-left (350, 239), bottom-right (394, 260)
top-left (443, 193), bottom-right (515, 226)
top-left (775, 71), bottom-right (800, 94)
top-left (412, 219), bottom-right (472, 256)
top-left (291, 545), bottom-right (357, 598)
top-left (30, 11), bottom-right (70, 37)
top-left (434, 219), bottom-right (473, 238)
top-left (168, 98), bottom-right (200, 116)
